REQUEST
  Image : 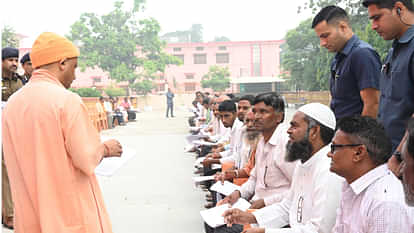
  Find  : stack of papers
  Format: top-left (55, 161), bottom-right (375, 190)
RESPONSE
top-left (193, 175), bottom-right (215, 185)
top-left (200, 198), bottom-right (251, 228)
top-left (210, 181), bottom-right (241, 196)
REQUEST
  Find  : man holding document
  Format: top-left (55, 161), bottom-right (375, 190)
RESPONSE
top-left (222, 103), bottom-right (343, 233)
top-left (2, 32), bottom-right (122, 233)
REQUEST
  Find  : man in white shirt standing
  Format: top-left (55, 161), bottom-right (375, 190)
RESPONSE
top-left (329, 116), bottom-right (413, 232)
top-left (223, 103), bottom-right (343, 233)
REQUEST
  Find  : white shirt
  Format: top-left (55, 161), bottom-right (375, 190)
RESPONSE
top-left (332, 164), bottom-right (414, 233)
top-left (240, 123), bottom-right (296, 202)
top-left (253, 145), bottom-right (343, 233)
top-left (220, 119), bottom-right (244, 163)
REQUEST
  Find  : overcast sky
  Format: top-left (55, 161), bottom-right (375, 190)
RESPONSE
top-left (1, 0), bottom-right (312, 48)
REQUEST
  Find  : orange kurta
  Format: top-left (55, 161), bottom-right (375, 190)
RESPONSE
top-left (2, 69), bottom-right (112, 233)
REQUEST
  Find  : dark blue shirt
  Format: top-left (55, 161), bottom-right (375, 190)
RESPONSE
top-left (166, 91), bottom-right (174, 105)
top-left (379, 26), bottom-right (414, 151)
top-left (330, 35), bottom-right (381, 119)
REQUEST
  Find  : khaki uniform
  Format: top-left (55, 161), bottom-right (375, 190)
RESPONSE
top-left (2, 73), bottom-right (23, 219)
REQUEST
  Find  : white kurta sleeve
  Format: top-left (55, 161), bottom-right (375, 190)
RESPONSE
top-left (240, 167), bottom-right (257, 200)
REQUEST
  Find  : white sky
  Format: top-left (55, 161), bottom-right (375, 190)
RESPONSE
top-left (1, 0), bottom-right (312, 48)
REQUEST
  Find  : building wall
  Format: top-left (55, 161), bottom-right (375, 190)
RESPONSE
top-left (163, 40), bottom-right (284, 94)
top-left (18, 40), bottom-right (284, 94)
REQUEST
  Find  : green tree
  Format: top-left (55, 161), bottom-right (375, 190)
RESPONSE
top-left (201, 65), bottom-right (230, 92)
top-left (2, 25), bottom-right (19, 48)
top-left (104, 86), bottom-right (126, 96)
top-left (67, 0), bottom-right (181, 95)
top-left (213, 36), bottom-right (231, 42)
top-left (69, 87), bottom-right (102, 97)
top-left (130, 79), bottom-right (154, 95)
top-left (190, 24), bottom-right (203, 42)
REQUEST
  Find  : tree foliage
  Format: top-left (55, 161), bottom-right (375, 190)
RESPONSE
top-left (104, 86), bottom-right (126, 97)
top-left (69, 87), bottom-right (102, 97)
top-left (2, 25), bottom-right (19, 48)
top-left (67, 0), bottom-right (181, 94)
top-left (161, 24), bottom-right (204, 43)
top-left (282, 0), bottom-right (392, 91)
top-left (130, 79), bottom-right (154, 95)
top-left (213, 36), bottom-right (231, 42)
top-left (201, 65), bottom-right (230, 92)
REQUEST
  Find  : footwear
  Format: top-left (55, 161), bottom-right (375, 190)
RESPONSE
top-left (2, 216), bottom-right (14, 230)
top-left (205, 193), bottom-right (212, 198)
top-left (206, 196), bottom-right (214, 202)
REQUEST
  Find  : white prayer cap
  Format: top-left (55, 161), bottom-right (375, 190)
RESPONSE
top-left (298, 103), bottom-right (336, 129)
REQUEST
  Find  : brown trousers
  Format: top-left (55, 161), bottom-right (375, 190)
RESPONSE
top-left (2, 155), bottom-right (14, 218)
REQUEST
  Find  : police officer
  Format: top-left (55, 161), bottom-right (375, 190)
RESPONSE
top-left (20, 52), bottom-right (32, 84)
top-left (1, 47), bottom-right (23, 230)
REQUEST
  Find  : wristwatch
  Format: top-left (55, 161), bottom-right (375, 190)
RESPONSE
top-left (394, 151), bottom-right (402, 162)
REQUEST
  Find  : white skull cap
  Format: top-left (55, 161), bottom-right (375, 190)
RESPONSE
top-left (298, 103), bottom-right (336, 129)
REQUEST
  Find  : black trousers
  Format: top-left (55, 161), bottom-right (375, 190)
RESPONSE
top-left (166, 103), bottom-right (174, 117)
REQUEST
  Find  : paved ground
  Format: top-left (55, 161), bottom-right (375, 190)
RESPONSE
top-left (3, 105), bottom-right (297, 233)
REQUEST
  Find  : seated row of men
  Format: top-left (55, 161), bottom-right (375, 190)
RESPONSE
top-left (186, 91), bottom-right (414, 233)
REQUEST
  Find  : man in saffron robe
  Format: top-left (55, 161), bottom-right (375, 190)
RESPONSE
top-left (2, 32), bottom-right (122, 233)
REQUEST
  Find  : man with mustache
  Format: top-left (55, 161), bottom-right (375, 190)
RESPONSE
top-left (222, 103), bottom-right (342, 233)
top-left (215, 92), bottom-right (296, 233)
top-left (328, 116), bottom-right (413, 232)
top-left (312, 6), bottom-right (381, 120)
top-left (1, 47), bottom-right (23, 230)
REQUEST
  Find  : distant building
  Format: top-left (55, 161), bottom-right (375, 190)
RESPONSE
top-left (18, 40), bottom-right (285, 94)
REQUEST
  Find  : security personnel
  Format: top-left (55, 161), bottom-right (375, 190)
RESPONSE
top-left (363, 0), bottom-right (414, 176)
top-left (1, 47), bottom-right (23, 230)
top-left (20, 52), bottom-right (32, 84)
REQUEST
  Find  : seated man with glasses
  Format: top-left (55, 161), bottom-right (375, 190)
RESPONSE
top-left (222, 103), bottom-right (343, 233)
top-left (328, 116), bottom-right (413, 232)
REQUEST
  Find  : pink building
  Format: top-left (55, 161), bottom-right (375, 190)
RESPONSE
top-left (18, 40), bottom-right (285, 94)
top-left (160, 40), bottom-right (285, 94)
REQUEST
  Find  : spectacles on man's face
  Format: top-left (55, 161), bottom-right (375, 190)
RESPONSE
top-left (330, 143), bottom-right (362, 154)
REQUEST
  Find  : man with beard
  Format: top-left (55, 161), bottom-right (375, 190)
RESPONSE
top-left (215, 111), bottom-right (261, 183)
top-left (401, 118), bottom-right (414, 206)
top-left (222, 103), bottom-right (343, 233)
top-left (214, 92), bottom-right (296, 233)
top-left (1, 47), bottom-right (23, 230)
top-left (328, 116), bottom-right (413, 232)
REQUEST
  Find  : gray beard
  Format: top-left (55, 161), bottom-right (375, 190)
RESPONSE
top-left (285, 137), bottom-right (313, 163)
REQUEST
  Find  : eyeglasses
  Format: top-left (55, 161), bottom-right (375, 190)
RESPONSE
top-left (330, 143), bottom-right (362, 154)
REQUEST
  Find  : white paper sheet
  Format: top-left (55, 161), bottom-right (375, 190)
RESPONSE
top-left (210, 181), bottom-right (241, 196)
top-left (95, 146), bottom-right (136, 177)
top-left (200, 198), bottom-right (251, 228)
top-left (193, 140), bottom-right (219, 146)
top-left (192, 175), bottom-right (215, 183)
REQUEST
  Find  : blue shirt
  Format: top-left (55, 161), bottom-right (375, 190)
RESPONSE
top-left (379, 26), bottom-right (414, 151)
top-left (330, 35), bottom-right (381, 119)
top-left (166, 91), bottom-right (174, 105)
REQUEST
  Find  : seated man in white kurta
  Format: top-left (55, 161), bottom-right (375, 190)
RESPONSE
top-left (222, 103), bottom-right (343, 233)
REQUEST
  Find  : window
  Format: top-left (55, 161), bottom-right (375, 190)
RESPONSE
top-left (252, 45), bottom-right (261, 76)
top-left (194, 54), bottom-right (207, 64)
top-left (216, 53), bottom-right (229, 64)
top-left (185, 83), bottom-right (196, 92)
top-left (196, 46), bottom-right (204, 51)
top-left (173, 47), bottom-right (182, 52)
top-left (174, 54), bottom-right (184, 63)
top-left (185, 74), bottom-right (194, 79)
top-left (157, 84), bottom-right (165, 92)
top-left (92, 76), bottom-right (101, 83)
top-left (218, 46), bottom-right (227, 51)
